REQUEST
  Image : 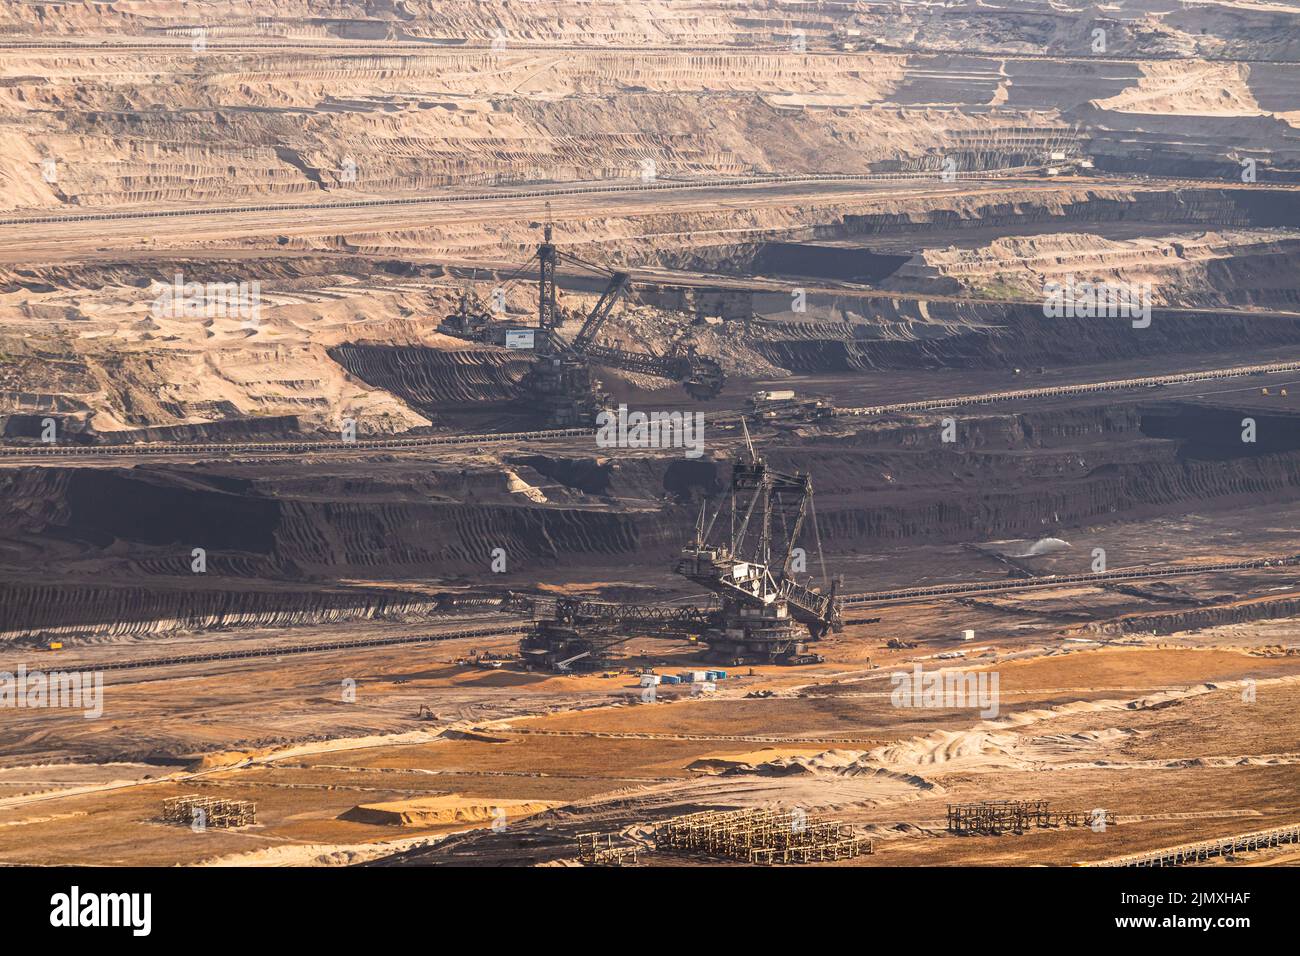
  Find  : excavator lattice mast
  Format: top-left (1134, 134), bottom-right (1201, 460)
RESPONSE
top-left (674, 447), bottom-right (840, 663)
top-left (537, 208), bottom-right (559, 331)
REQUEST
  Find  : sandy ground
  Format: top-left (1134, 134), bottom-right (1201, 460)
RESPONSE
top-left (2, 600), bottom-right (1297, 866)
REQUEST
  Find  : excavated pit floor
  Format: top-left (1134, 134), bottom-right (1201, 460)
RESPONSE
top-left (5, 0), bottom-right (1300, 865)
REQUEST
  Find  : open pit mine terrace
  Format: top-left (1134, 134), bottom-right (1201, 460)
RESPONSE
top-left (6, 187), bottom-right (1300, 868)
top-left (4, 0), bottom-right (1300, 873)
top-left (3, 346), bottom-right (1300, 868)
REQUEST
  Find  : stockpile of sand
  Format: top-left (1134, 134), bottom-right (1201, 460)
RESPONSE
top-left (686, 746), bottom-right (841, 774)
top-left (341, 794), bottom-right (559, 827)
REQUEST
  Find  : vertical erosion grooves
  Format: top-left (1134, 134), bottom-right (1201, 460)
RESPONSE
top-left (271, 498), bottom-right (671, 575)
top-left (767, 402), bottom-right (1300, 547)
top-left (1103, 594), bottom-right (1300, 636)
top-left (94, 415), bottom-right (304, 445)
top-left (5, 406), bottom-right (1298, 619)
top-left (0, 583), bottom-right (445, 641)
top-left (809, 452), bottom-right (1300, 545)
top-left (0, 465), bottom-right (280, 554)
top-left (1, 462), bottom-right (701, 583)
top-left (327, 343), bottom-right (535, 413)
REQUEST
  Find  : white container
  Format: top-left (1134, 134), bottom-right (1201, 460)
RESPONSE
top-left (640, 674), bottom-right (661, 686)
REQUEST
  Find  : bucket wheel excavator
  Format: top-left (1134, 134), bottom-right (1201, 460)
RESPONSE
top-left (517, 596), bottom-right (716, 672)
top-left (526, 220), bottom-right (725, 404)
top-left (518, 430), bottom-right (841, 670)
top-left (445, 215), bottom-right (725, 423)
top-left (674, 431), bottom-right (841, 664)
